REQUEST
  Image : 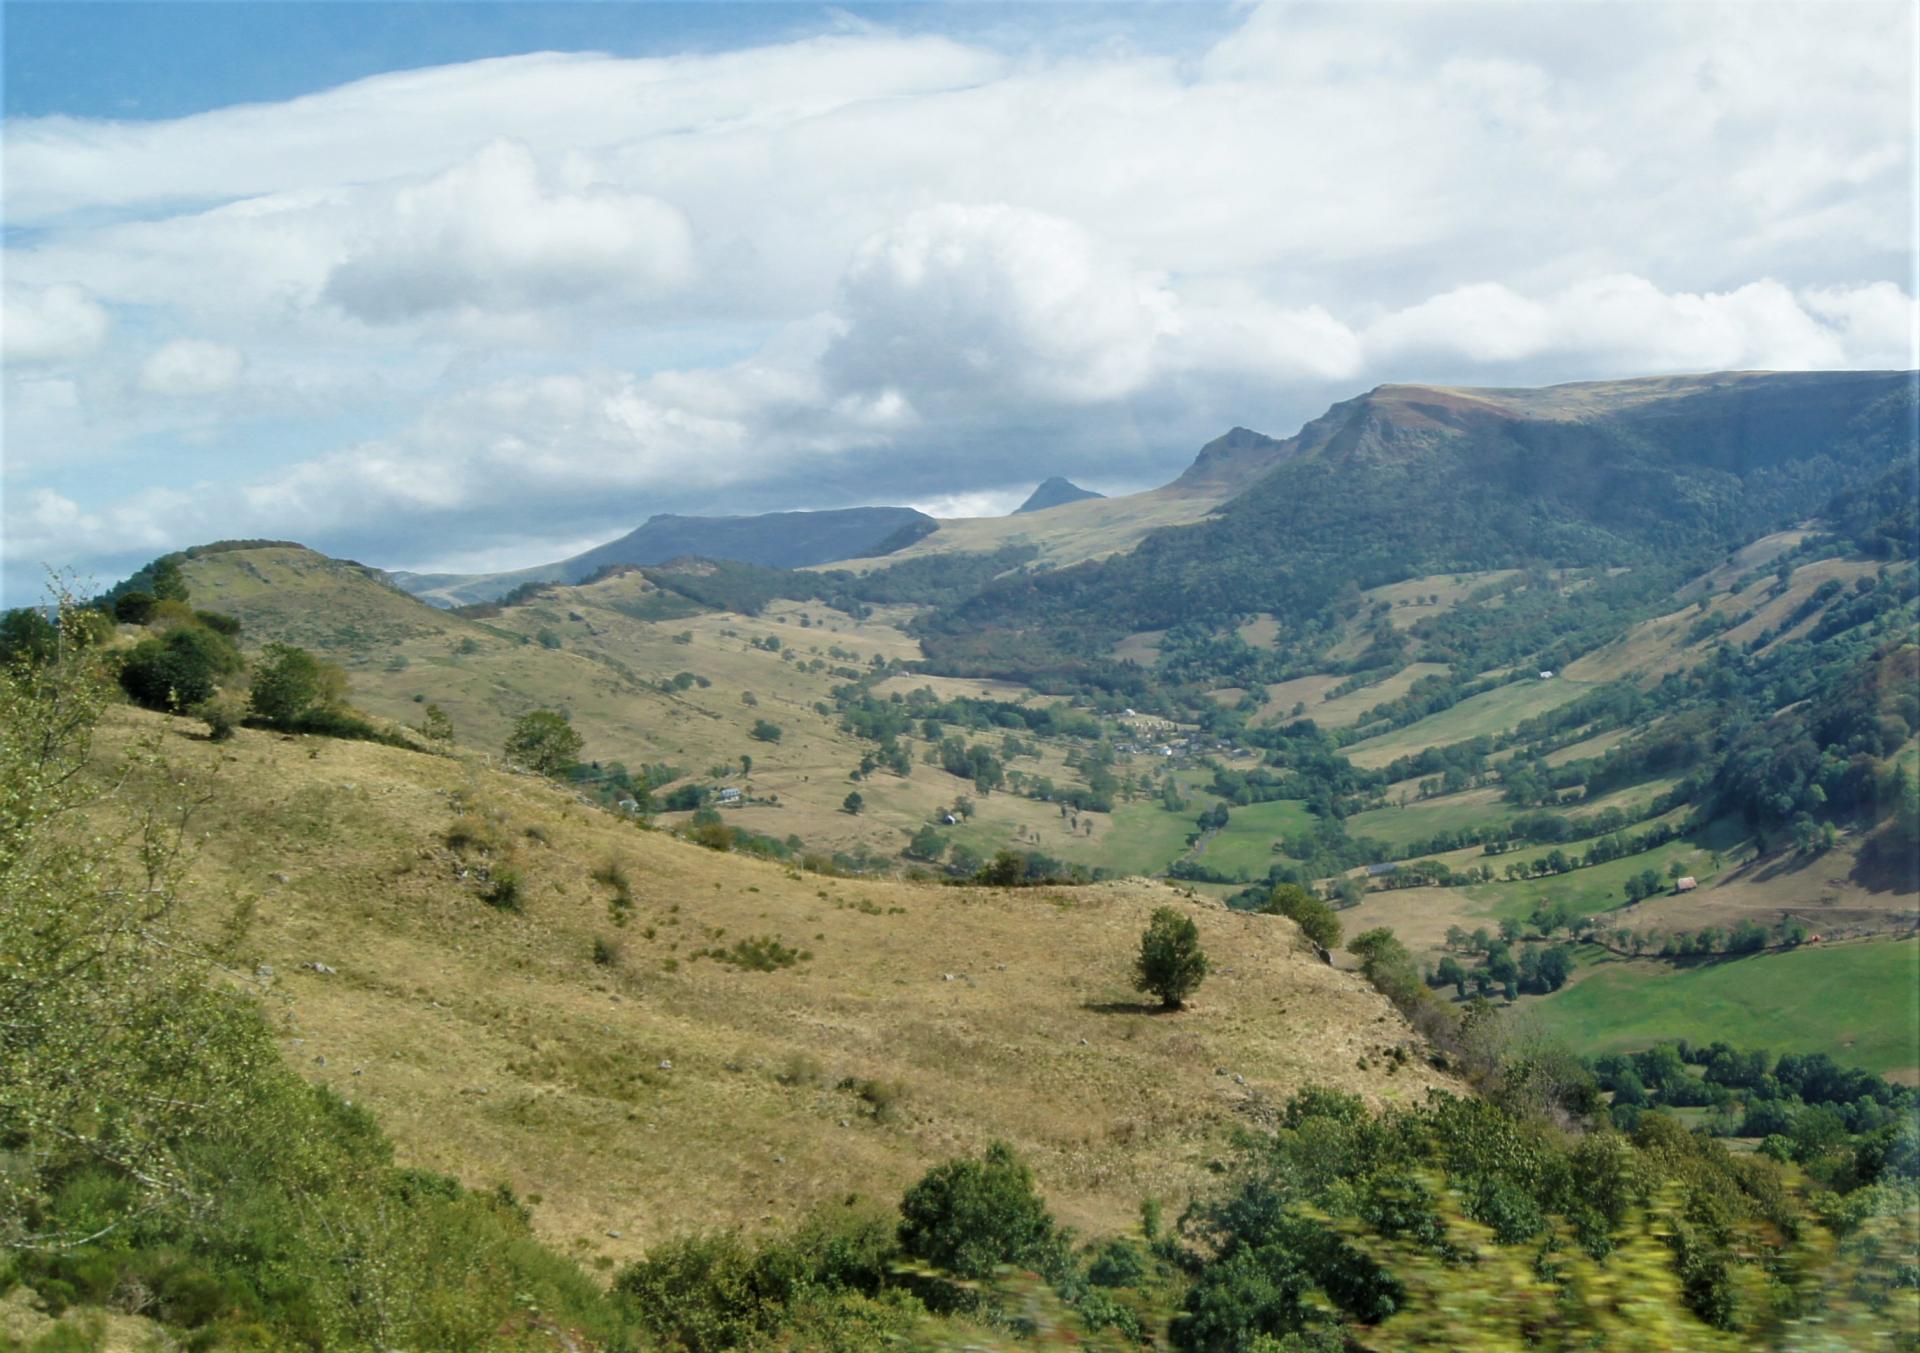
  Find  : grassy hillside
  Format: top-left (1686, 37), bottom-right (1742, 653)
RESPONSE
top-left (98, 704), bottom-right (1455, 1265)
top-left (917, 370), bottom-right (1914, 685)
top-left (1524, 938), bottom-right (1920, 1079)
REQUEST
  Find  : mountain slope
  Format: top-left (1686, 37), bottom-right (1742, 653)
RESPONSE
top-left (1015, 477), bottom-right (1105, 514)
top-left (918, 371), bottom-right (1917, 683)
top-left (99, 703), bottom-right (1456, 1260)
top-left (395, 506), bottom-right (935, 607)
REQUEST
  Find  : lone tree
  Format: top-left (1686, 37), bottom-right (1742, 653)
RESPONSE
top-left (505, 709), bottom-right (583, 776)
top-left (842, 791), bottom-right (864, 815)
top-left (1134, 906), bottom-right (1208, 1010)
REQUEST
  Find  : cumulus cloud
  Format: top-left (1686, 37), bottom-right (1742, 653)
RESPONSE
top-left (1364, 276), bottom-right (1913, 374)
top-left (2, 282), bottom-right (110, 362)
top-left (823, 204), bottom-right (1175, 409)
top-left (324, 140), bottom-right (695, 323)
top-left (1, 1), bottom-right (1913, 601)
top-left (138, 338), bottom-right (247, 397)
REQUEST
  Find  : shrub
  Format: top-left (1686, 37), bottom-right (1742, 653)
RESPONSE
top-left (482, 869), bottom-right (523, 912)
top-left (417, 703), bottom-right (454, 743)
top-left (1262, 883), bottom-right (1343, 950)
top-left (698, 936), bottom-right (808, 971)
top-left (898, 1141), bottom-right (1061, 1280)
top-left (194, 692), bottom-right (245, 742)
top-left (118, 625), bottom-right (238, 711)
top-left (750, 718), bottom-right (782, 742)
top-left (247, 643), bottom-right (346, 727)
top-left (113, 590), bottom-right (157, 624)
top-left (504, 710), bottom-right (583, 777)
top-left (1086, 1237), bottom-right (1148, 1288)
top-left (1133, 907), bottom-right (1208, 1010)
top-left (193, 610), bottom-right (242, 636)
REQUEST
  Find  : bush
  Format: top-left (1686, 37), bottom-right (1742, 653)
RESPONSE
top-left (750, 719), bottom-right (783, 742)
top-left (193, 609), bottom-right (242, 636)
top-left (1134, 906), bottom-right (1208, 1010)
top-left (113, 590), bottom-right (157, 624)
top-left (1262, 883), bottom-right (1343, 950)
top-left (613, 1202), bottom-right (903, 1352)
top-left (194, 692), bottom-right (245, 742)
top-left (118, 625), bottom-right (238, 711)
top-left (247, 642), bottom-right (346, 727)
top-left (504, 709), bottom-right (583, 776)
top-left (482, 869), bottom-right (523, 912)
top-left (898, 1141), bottom-right (1061, 1280)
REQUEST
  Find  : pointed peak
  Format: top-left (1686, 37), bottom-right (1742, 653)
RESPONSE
top-left (1013, 477), bottom-right (1105, 514)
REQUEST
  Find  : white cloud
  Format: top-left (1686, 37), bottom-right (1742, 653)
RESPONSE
top-left (1, 1), bottom-right (1913, 599)
top-left (138, 338), bottom-right (246, 397)
top-left (1, 282), bottom-right (109, 362)
top-left (1363, 276), bottom-right (1909, 374)
top-left (824, 204), bottom-right (1174, 408)
top-left (1802, 282), bottom-right (1920, 369)
top-left (324, 140), bottom-right (695, 323)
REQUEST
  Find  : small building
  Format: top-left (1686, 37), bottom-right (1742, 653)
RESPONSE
top-left (1538, 670), bottom-right (1555, 679)
top-left (716, 787), bottom-right (742, 805)
top-left (1674, 876), bottom-right (1698, 892)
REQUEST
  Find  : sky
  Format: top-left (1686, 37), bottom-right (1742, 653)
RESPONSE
top-left (2, 0), bottom-right (1916, 603)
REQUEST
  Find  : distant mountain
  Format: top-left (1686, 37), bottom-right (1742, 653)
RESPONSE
top-left (1014, 477), bottom-right (1105, 514)
top-left (918, 370), bottom-right (1918, 682)
top-left (393, 506), bottom-right (934, 607)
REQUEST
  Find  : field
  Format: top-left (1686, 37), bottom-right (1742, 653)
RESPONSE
top-left (1464, 826), bottom-right (1735, 922)
top-left (92, 705), bottom-right (1456, 1267)
top-left (1363, 570), bottom-right (1519, 631)
top-left (1194, 798), bottom-right (1315, 880)
top-left (937, 795), bottom-right (1197, 880)
top-left (1308, 662), bottom-right (1452, 730)
top-left (1346, 787), bottom-right (1516, 851)
top-left (1341, 675), bottom-right (1597, 768)
top-left (1525, 939), bottom-right (1920, 1079)
top-left (1253, 674), bottom-right (1345, 726)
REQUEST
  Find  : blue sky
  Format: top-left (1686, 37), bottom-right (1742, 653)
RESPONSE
top-left (2, 1), bottom-right (1914, 603)
top-left (3, 2), bottom-right (1232, 120)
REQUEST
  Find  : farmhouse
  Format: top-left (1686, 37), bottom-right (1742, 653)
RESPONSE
top-left (1674, 875), bottom-right (1698, 892)
top-left (716, 787), bottom-right (743, 805)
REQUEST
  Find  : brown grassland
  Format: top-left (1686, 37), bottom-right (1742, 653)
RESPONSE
top-left (96, 705), bottom-right (1458, 1272)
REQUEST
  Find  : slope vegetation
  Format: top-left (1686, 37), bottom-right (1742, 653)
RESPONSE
top-left (101, 705), bottom-right (1457, 1264)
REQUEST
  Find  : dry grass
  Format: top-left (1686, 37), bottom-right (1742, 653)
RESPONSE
top-left (1311, 663), bottom-right (1452, 730)
top-left (181, 547), bottom-right (1120, 870)
top-left (102, 706), bottom-right (1456, 1269)
top-left (827, 486), bottom-right (1227, 575)
top-left (1363, 572), bottom-right (1520, 632)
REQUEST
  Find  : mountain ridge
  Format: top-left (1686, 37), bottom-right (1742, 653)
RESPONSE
top-left (393, 505), bottom-right (934, 608)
